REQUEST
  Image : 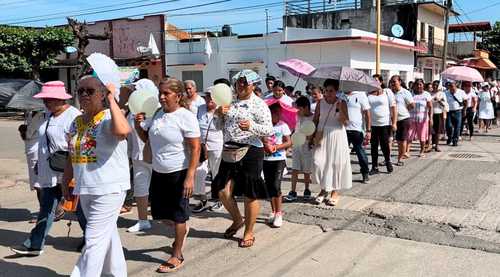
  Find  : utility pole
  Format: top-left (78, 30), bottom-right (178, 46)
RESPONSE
top-left (375, 0), bottom-right (381, 74)
top-left (441, 0), bottom-right (452, 72)
top-left (265, 9), bottom-right (270, 76)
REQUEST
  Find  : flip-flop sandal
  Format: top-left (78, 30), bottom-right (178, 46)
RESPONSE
top-left (238, 237), bottom-right (255, 248)
top-left (313, 195), bottom-right (325, 205)
top-left (224, 222), bottom-right (244, 239)
top-left (395, 161), bottom-right (404, 166)
top-left (325, 198), bottom-right (338, 206)
top-left (157, 256), bottom-right (184, 273)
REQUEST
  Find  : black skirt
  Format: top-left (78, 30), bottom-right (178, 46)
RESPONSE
top-left (211, 145), bottom-right (269, 200)
top-left (150, 169), bottom-right (190, 223)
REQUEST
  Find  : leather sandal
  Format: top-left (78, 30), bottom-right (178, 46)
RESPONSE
top-left (238, 237), bottom-right (255, 248)
top-left (224, 221), bottom-right (244, 239)
top-left (157, 256), bottom-right (184, 273)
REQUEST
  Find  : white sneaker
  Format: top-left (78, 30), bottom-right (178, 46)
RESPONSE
top-left (267, 212), bottom-right (275, 224)
top-left (273, 212), bottom-right (283, 228)
top-left (127, 220), bottom-right (151, 233)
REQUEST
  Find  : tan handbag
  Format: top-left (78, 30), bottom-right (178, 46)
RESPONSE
top-left (313, 102), bottom-right (335, 147)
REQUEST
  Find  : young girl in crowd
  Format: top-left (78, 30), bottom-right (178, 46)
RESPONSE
top-left (263, 103), bottom-right (292, 228)
top-left (284, 96), bottom-right (313, 202)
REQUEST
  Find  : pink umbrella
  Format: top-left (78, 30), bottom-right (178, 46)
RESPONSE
top-left (441, 66), bottom-right (484, 82)
top-left (277, 58), bottom-right (316, 77)
top-left (265, 97), bottom-right (298, 131)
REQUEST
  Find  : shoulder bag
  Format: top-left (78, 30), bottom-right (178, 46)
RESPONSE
top-left (313, 101), bottom-right (335, 146)
top-left (45, 114), bottom-right (69, 172)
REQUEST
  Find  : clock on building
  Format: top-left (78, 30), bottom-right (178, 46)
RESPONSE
top-left (391, 24), bottom-right (404, 38)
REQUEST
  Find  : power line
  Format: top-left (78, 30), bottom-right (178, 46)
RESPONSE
top-left (0, 0), bottom-right (174, 23)
top-left (174, 16), bottom-right (281, 31)
top-left (6, 0), bottom-right (231, 25)
top-left (168, 2), bottom-right (283, 17)
top-left (460, 0), bottom-right (500, 16)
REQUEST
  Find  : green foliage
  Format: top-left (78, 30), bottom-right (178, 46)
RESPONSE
top-left (0, 26), bottom-right (74, 79)
top-left (478, 21), bottom-right (500, 67)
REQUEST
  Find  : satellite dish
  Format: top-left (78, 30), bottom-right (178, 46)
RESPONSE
top-left (137, 46), bottom-right (152, 55)
top-left (391, 24), bottom-right (404, 38)
top-left (64, 46), bottom-right (78, 53)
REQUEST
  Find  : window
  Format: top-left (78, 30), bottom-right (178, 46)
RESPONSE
top-left (423, 69), bottom-right (433, 83)
top-left (420, 22), bottom-right (426, 41)
top-left (399, 71), bottom-right (407, 84)
top-left (355, 68), bottom-right (371, 76)
top-left (381, 70), bottom-right (390, 87)
top-left (182, 70), bottom-right (204, 91)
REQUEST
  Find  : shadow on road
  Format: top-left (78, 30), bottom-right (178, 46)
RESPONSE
top-left (0, 260), bottom-right (65, 276)
top-left (0, 208), bottom-right (32, 222)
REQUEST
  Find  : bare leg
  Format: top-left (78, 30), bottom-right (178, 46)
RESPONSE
top-left (218, 180), bottom-right (243, 228)
top-left (136, 196), bottom-right (149, 221)
top-left (330, 190), bottom-right (339, 200)
top-left (398, 141), bottom-right (406, 162)
top-left (290, 170), bottom-right (298, 192)
top-left (304, 173), bottom-right (311, 190)
top-left (243, 198), bottom-right (259, 241)
top-left (271, 195), bottom-right (282, 213)
top-left (172, 222), bottom-right (187, 258)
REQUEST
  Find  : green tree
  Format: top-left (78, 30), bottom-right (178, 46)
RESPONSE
top-left (478, 21), bottom-right (500, 67)
top-left (0, 26), bottom-right (74, 80)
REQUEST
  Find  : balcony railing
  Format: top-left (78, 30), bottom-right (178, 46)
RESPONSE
top-left (285, 0), bottom-right (447, 16)
top-left (417, 37), bottom-right (460, 59)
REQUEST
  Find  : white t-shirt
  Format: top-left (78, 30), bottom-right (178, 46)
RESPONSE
top-left (146, 108), bottom-right (200, 173)
top-left (264, 120), bottom-right (291, 161)
top-left (394, 88), bottom-right (414, 121)
top-left (37, 106), bottom-right (81, 188)
top-left (445, 89), bottom-right (467, 111)
top-left (197, 104), bottom-right (223, 151)
top-left (69, 109), bottom-right (131, 195)
top-left (345, 92), bottom-right (370, 132)
top-left (464, 90), bottom-right (478, 108)
top-left (127, 113), bottom-right (146, 161)
top-left (189, 94), bottom-right (206, 115)
top-left (264, 93), bottom-right (294, 107)
top-left (25, 111), bottom-right (45, 154)
top-left (367, 89), bottom-right (396, 127)
top-left (411, 92), bottom-right (432, 123)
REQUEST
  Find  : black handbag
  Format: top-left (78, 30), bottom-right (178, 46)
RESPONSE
top-left (45, 114), bottom-right (69, 172)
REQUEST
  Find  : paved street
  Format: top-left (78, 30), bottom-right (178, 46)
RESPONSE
top-left (2, 118), bottom-right (500, 276)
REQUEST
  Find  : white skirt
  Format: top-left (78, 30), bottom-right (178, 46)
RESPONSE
top-left (312, 126), bottom-right (352, 191)
top-left (479, 102), bottom-right (495, 120)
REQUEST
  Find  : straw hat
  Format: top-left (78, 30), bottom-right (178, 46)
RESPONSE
top-left (33, 81), bottom-right (72, 100)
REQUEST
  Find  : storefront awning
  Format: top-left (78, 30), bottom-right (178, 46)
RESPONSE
top-left (459, 58), bottom-right (497, 70)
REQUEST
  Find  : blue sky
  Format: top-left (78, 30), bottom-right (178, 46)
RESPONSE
top-left (0, 0), bottom-right (497, 35)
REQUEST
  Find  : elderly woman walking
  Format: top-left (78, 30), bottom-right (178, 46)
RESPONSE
top-left (212, 69), bottom-right (273, 248)
top-left (135, 78), bottom-right (200, 273)
top-left (311, 79), bottom-right (351, 206)
top-left (11, 81), bottom-right (81, 257)
top-left (64, 76), bottom-right (131, 277)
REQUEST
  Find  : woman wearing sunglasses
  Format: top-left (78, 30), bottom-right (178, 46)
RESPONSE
top-left (64, 76), bottom-right (131, 277)
top-left (213, 69), bottom-right (273, 248)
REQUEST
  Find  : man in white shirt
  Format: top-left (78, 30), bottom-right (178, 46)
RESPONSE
top-left (445, 81), bottom-right (468, 146)
top-left (344, 91), bottom-right (371, 183)
top-left (390, 75), bottom-right (415, 165)
top-left (460, 81), bottom-right (478, 140)
top-left (185, 80), bottom-right (206, 115)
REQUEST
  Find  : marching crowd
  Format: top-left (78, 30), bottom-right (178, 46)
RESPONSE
top-left (11, 68), bottom-right (500, 275)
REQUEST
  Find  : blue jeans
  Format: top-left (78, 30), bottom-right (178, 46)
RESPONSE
top-left (23, 186), bottom-right (62, 250)
top-left (347, 130), bottom-right (369, 174)
top-left (446, 110), bottom-right (462, 144)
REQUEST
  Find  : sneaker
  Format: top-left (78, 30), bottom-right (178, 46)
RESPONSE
top-left (369, 168), bottom-right (380, 176)
top-left (192, 200), bottom-right (209, 213)
top-left (272, 212), bottom-right (283, 228)
top-left (303, 189), bottom-right (312, 199)
top-left (209, 201), bottom-right (224, 212)
top-left (283, 191), bottom-right (298, 202)
top-left (267, 212), bottom-right (276, 224)
top-left (127, 220), bottom-right (151, 233)
top-left (362, 173), bottom-right (370, 184)
top-left (10, 245), bottom-right (43, 256)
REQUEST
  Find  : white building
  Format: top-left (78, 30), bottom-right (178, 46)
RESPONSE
top-left (166, 27), bottom-right (422, 91)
